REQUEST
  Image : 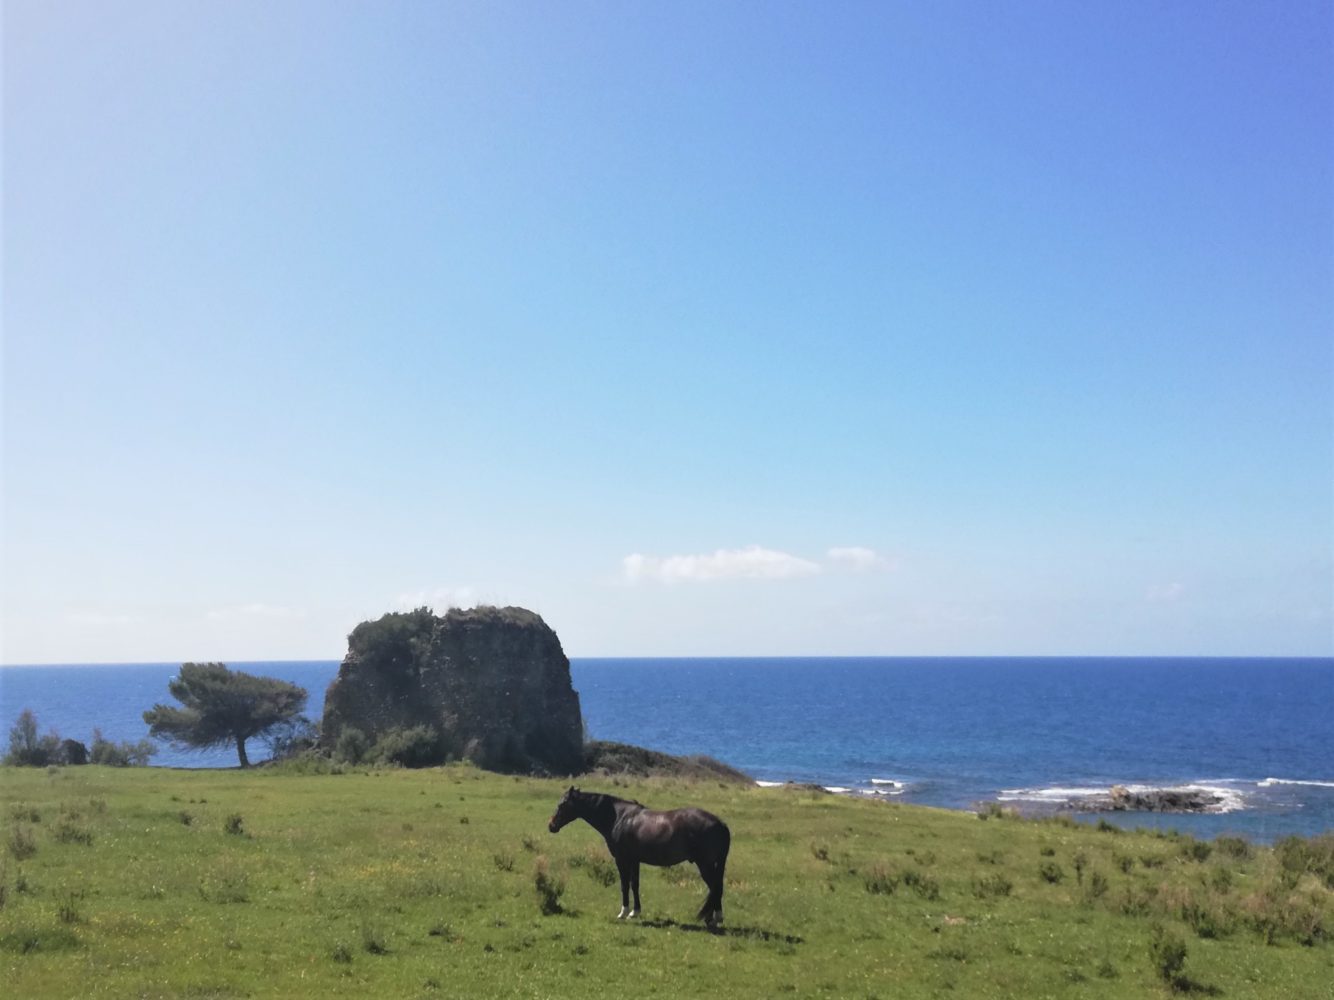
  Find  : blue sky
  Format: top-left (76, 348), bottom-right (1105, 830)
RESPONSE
top-left (3, 1), bottom-right (1331, 663)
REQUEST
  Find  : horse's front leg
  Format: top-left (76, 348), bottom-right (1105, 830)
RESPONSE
top-left (629, 860), bottom-right (641, 919)
top-left (616, 856), bottom-right (633, 920)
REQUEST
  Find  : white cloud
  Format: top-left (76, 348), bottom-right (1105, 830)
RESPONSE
top-left (396, 586), bottom-right (478, 611)
top-left (623, 546), bottom-right (822, 584)
top-left (1146, 582), bottom-right (1184, 603)
top-left (827, 546), bottom-right (890, 572)
top-left (206, 603), bottom-right (302, 621)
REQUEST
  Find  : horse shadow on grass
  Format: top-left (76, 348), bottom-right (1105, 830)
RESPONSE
top-left (639, 917), bottom-right (804, 945)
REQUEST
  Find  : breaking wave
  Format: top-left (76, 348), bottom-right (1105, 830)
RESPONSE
top-left (1258, 777), bottom-right (1334, 789)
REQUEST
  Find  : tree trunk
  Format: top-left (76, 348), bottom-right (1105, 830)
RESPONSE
top-left (236, 738), bottom-right (250, 768)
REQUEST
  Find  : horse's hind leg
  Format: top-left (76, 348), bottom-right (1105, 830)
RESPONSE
top-left (711, 857), bottom-right (726, 926)
top-left (629, 860), bottom-right (641, 919)
top-left (695, 860), bottom-right (724, 926)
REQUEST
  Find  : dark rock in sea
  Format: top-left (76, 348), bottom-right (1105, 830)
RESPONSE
top-left (1072, 785), bottom-right (1225, 814)
top-left (321, 606), bottom-right (585, 775)
top-left (583, 740), bottom-right (753, 783)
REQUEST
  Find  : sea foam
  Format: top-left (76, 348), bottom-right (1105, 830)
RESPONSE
top-left (1258, 777), bottom-right (1334, 789)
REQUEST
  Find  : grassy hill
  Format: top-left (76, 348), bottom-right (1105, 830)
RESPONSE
top-left (2, 763), bottom-right (1330, 998)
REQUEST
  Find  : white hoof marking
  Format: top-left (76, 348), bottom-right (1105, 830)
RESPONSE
top-left (617, 906), bottom-right (628, 920)
top-left (628, 908), bottom-right (639, 919)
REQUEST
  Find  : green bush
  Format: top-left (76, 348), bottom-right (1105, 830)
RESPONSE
top-left (5, 710), bottom-right (61, 767)
top-left (1214, 835), bottom-right (1253, 861)
top-left (972, 873), bottom-right (1013, 899)
top-left (1275, 834), bottom-right (1334, 890)
top-left (334, 728), bottom-right (369, 765)
top-left (89, 729), bottom-right (157, 767)
top-left (370, 726), bottom-right (443, 768)
top-left (534, 856), bottom-right (566, 915)
top-left (863, 862), bottom-right (898, 895)
top-left (1038, 861), bottom-right (1065, 884)
top-left (1148, 923), bottom-right (1187, 987)
top-left (1179, 838), bottom-right (1212, 863)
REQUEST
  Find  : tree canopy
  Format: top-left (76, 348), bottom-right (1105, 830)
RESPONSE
top-left (143, 663), bottom-right (307, 768)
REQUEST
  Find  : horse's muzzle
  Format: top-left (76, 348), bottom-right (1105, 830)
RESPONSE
top-left (548, 816), bottom-right (559, 833)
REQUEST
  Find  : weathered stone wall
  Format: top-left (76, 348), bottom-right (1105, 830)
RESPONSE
top-left (321, 606), bottom-right (584, 774)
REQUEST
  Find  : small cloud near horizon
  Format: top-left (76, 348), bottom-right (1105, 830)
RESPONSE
top-left (827, 546), bottom-right (892, 572)
top-left (1146, 582), bottom-right (1184, 603)
top-left (623, 546), bottom-right (822, 584)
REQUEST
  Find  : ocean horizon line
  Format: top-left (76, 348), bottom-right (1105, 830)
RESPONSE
top-left (4, 653), bottom-right (1332, 669)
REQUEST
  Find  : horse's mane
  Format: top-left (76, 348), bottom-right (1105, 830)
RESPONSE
top-left (579, 789), bottom-right (644, 809)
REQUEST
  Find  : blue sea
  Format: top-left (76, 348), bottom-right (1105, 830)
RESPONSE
top-left (2, 657), bottom-right (1331, 843)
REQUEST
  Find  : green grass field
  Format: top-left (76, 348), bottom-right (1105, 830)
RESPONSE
top-left (2, 763), bottom-right (1331, 998)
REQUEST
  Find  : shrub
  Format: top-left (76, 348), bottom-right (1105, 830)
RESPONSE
top-left (1038, 861), bottom-right (1065, 884)
top-left (1084, 870), bottom-right (1109, 901)
top-left (570, 850), bottom-right (616, 887)
top-left (903, 868), bottom-right (940, 901)
top-left (1148, 923), bottom-right (1187, 987)
top-left (1183, 899), bottom-right (1235, 940)
top-left (57, 894), bottom-right (80, 924)
top-left (1275, 834), bottom-right (1334, 890)
top-left (1214, 835), bottom-right (1253, 861)
top-left (534, 856), bottom-right (566, 915)
top-left (493, 850), bottom-right (515, 872)
top-left (360, 922), bottom-right (389, 954)
top-left (972, 873), bottom-right (1013, 899)
top-left (1180, 838), bottom-right (1212, 863)
top-left (864, 862), bottom-right (899, 895)
top-left (89, 730), bottom-right (157, 767)
top-left (5, 710), bottom-right (61, 767)
top-left (224, 814), bottom-right (245, 836)
top-left (53, 819), bottom-right (93, 846)
top-left (371, 726), bottom-right (442, 768)
top-left (334, 728), bottom-right (370, 765)
top-left (7, 826), bottom-right (36, 861)
top-left (262, 715), bottom-right (319, 761)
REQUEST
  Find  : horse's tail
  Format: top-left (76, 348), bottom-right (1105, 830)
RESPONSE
top-left (701, 820), bottom-right (730, 922)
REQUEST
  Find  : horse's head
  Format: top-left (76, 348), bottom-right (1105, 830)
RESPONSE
top-left (548, 786), bottom-right (580, 833)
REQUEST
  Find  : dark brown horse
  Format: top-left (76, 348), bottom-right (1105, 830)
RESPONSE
top-left (548, 787), bottom-right (731, 926)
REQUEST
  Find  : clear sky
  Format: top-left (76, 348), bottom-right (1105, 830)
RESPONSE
top-left (3, 1), bottom-right (1331, 664)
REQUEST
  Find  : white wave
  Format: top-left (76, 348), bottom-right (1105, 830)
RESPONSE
top-left (870, 778), bottom-right (905, 788)
top-left (860, 786), bottom-right (907, 797)
top-left (754, 780), bottom-right (785, 788)
top-left (1259, 777), bottom-right (1334, 789)
top-left (823, 786), bottom-right (852, 794)
top-left (998, 786), bottom-right (1107, 802)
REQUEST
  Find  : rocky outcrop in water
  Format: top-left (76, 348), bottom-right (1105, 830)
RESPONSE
top-left (1074, 785), bottom-right (1225, 814)
top-left (321, 606), bottom-right (585, 775)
